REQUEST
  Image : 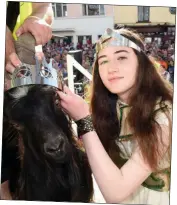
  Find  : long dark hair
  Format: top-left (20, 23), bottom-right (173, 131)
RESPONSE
top-left (2, 85), bottom-right (93, 201)
top-left (90, 28), bottom-right (173, 170)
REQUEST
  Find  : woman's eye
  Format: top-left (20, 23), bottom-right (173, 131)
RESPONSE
top-left (117, 57), bottom-right (127, 61)
top-left (100, 60), bottom-right (108, 65)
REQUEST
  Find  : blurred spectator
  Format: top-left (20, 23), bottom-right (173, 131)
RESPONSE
top-left (145, 40), bottom-right (175, 84)
top-left (43, 39), bottom-right (95, 83)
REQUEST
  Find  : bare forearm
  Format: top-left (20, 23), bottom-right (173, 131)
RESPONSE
top-left (82, 131), bottom-right (127, 203)
top-left (0, 181), bottom-right (12, 200)
top-left (82, 131), bottom-right (151, 203)
top-left (31, 3), bottom-right (54, 25)
top-left (5, 26), bottom-right (15, 63)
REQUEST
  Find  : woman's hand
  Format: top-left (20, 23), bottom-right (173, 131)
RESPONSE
top-left (57, 85), bottom-right (90, 121)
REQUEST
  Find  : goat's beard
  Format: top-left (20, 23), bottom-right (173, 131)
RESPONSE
top-left (18, 135), bottom-right (24, 167)
top-left (14, 134), bottom-right (84, 201)
top-left (4, 124), bottom-right (93, 202)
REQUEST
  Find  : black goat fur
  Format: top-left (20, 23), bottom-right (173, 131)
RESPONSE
top-left (1, 85), bottom-right (93, 202)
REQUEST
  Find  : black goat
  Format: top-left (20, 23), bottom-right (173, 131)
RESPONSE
top-left (1, 85), bottom-right (93, 202)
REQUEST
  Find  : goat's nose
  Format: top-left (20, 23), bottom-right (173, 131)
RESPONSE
top-left (44, 139), bottom-right (64, 155)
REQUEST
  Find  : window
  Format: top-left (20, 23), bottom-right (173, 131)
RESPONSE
top-left (145, 37), bottom-right (152, 43)
top-left (52, 3), bottom-right (67, 17)
top-left (138, 6), bottom-right (150, 22)
top-left (83, 4), bottom-right (105, 16)
top-left (63, 36), bottom-right (73, 45)
top-left (78, 36), bottom-right (92, 45)
top-left (154, 37), bottom-right (161, 45)
top-left (169, 7), bottom-right (176, 15)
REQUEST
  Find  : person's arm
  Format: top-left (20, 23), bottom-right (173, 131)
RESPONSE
top-left (31, 3), bottom-right (54, 25)
top-left (16, 3), bottom-right (54, 45)
top-left (1, 181), bottom-right (12, 200)
top-left (81, 123), bottom-right (170, 203)
top-left (5, 26), bottom-right (15, 63)
top-left (5, 26), bottom-right (21, 73)
top-left (57, 86), bottom-right (171, 203)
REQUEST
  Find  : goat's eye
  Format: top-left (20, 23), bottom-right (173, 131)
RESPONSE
top-left (11, 122), bottom-right (23, 131)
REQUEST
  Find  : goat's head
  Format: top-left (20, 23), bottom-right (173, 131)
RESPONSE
top-left (4, 85), bottom-right (76, 164)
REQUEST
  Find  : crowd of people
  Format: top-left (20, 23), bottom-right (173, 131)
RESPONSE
top-left (145, 40), bottom-right (175, 83)
top-left (43, 41), bottom-right (95, 78)
top-left (43, 36), bottom-right (175, 99)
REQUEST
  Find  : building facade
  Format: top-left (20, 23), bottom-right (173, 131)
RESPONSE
top-left (114, 6), bottom-right (176, 44)
top-left (51, 3), bottom-right (114, 46)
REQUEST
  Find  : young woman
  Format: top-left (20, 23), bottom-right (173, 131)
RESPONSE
top-left (57, 28), bottom-right (173, 204)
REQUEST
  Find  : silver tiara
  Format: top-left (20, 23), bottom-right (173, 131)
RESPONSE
top-left (6, 57), bottom-right (64, 91)
top-left (96, 28), bottom-right (141, 54)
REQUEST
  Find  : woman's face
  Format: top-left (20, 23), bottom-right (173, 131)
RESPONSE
top-left (98, 46), bottom-right (138, 102)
